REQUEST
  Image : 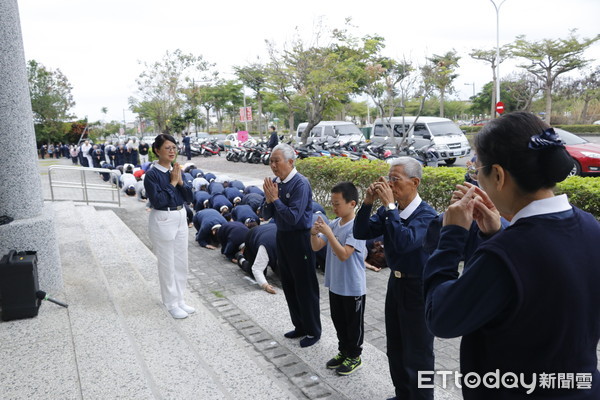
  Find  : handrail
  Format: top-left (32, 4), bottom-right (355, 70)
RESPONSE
top-left (48, 165), bottom-right (122, 206)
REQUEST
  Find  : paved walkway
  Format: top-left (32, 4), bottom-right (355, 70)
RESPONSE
top-left (3, 155), bottom-right (597, 399)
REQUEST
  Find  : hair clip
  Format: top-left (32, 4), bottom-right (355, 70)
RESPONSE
top-left (528, 128), bottom-right (564, 150)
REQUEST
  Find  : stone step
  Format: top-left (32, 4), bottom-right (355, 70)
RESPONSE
top-left (81, 206), bottom-right (295, 399)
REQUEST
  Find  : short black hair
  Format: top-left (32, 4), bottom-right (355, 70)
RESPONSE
top-left (331, 181), bottom-right (358, 204)
top-left (475, 112), bottom-right (573, 193)
top-left (152, 134), bottom-right (176, 153)
top-left (124, 187), bottom-right (136, 197)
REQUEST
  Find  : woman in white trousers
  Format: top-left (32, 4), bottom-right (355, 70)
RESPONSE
top-left (144, 134), bottom-right (195, 319)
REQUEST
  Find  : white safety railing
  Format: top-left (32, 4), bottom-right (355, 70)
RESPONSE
top-left (48, 165), bottom-right (122, 206)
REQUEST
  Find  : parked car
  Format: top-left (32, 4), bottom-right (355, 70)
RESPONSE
top-left (555, 128), bottom-right (600, 176)
top-left (295, 121), bottom-right (365, 145)
top-left (219, 133), bottom-right (256, 149)
top-left (370, 116), bottom-right (471, 165)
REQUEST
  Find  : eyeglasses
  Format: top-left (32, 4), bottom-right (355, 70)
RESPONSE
top-left (162, 146), bottom-right (177, 152)
top-left (467, 164), bottom-right (486, 176)
top-left (387, 175), bottom-right (401, 183)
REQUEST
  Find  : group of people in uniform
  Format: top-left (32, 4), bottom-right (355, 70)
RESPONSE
top-left (39, 138), bottom-right (150, 169)
top-left (141, 112), bottom-right (600, 400)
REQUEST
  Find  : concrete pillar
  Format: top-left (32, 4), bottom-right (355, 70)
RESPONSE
top-left (0, 0), bottom-right (62, 291)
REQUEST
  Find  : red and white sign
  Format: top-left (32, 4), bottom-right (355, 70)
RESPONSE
top-left (239, 107), bottom-right (253, 122)
top-left (496, 101), bottom-right (505, 114)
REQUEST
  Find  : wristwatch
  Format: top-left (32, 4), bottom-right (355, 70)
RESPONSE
top-left (386, 203), bottom-right (397, 211)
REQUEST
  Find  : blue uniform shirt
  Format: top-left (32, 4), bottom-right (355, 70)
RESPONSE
top-left (144, 162), bottom-right (192, 210)
top-left (261, 169), bottom-right (313, 231)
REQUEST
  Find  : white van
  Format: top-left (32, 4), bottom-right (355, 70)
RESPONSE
top-left (370, 116), bottom-right (471, 164)
top-left (295, 121), bottom-right (365, 145)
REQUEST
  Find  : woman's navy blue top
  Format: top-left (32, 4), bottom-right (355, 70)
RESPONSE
top-left (424, 207), bottom-right (600, 399)
top-left (144, 163), bottom-right (192, 210)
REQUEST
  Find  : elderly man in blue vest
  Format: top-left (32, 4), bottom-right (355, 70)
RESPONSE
top-left (354, 157), bottom-right (437, 400)
top-left (262, 143), bottom-right (321, 348)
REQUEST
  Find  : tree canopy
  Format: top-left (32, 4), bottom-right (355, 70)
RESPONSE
top-left (511, 30), bottom-right (599, 123)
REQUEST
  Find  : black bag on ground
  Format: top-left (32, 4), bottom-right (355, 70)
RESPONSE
top-left (0, 250), bottom-right (40, 321)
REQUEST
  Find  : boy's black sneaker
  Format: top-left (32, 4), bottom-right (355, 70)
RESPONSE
top-left (336, 356), bottom-right (362, 376)
top-left (326, 352), bottom-right (346, 369)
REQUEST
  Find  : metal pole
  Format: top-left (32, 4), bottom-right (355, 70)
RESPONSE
top-left (243, 86), bottom-right (248, 132)
top-left (490, 0), bottom-right (506, 117)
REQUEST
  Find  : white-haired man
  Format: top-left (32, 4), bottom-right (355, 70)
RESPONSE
top-left (354, 157), bottom-right (437, 400)
top-left (262, 143), bottom-right (321, 347)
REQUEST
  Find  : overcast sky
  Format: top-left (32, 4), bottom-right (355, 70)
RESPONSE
top-left (17, 0), bottom-right (600, 123)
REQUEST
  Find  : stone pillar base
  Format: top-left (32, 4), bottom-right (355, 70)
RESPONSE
top-left (0, 205), bottom-right (62, 292)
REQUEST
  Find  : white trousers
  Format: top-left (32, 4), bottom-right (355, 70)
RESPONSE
top-left (148, 208), bottom-right (189, 310)
top-left (139, 154), bottom-right (149, 164)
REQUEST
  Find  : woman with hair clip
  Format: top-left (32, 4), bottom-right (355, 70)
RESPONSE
top-left (423, 112), bottom-right (600, 399)
top-left (144, 134), bottom-right (194, 319)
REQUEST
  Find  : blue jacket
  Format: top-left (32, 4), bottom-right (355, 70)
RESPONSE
top-left (208, 181), bottom-right (225, 195)
top-left (229, 180), bottom-right (245, 191)
top-left (244, 223), bottom-right (277, 268)
top-left (241, 193), bottom-right (264, 213)
top-left (244, 185), bottom-right (264, 196)
top-left (209, 193), bottom-right (232, 212)
top-left (424, 207), bottom-right (600, 399)
top-left (193, 190), bottom-right (211, 212)
top-left (231, 204), bottom-right (259, 224)
top-left (261, 173), bottom-right (313, 231)
top-left (144, 164), bottom-right (193, 210)
top-left (193, 209), bottom-right (226, 247)
top-left (224, 187), bottom-right (243, 204)
top-left (217, 221), bottom-right (249, 259)
top-left (354, 200), bottom-right (436, 276)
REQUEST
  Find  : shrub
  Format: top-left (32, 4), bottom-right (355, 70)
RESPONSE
top-left (298, 157), bottom-right (600, 220)
top-left (555, 176), bottom-right (600, 220)
top-left (297, 157), bottom-right (467, 213)
top-left (419, 167), bottom-right (467, 211)
top-left (297, 157), bottom-right (389, 207)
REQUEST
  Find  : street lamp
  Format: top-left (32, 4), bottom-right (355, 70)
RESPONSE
top-left (490, 0), bottom-right (506, 117)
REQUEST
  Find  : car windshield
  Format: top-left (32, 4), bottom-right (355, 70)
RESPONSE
top-left (335, 125), bottom-right (362, 135)
top-left (555, 128), bottom-right (588, 145)
top-left (427, 121), bottom-right (463, 136)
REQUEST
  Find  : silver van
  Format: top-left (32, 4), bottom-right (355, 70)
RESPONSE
top-left (370, 116), bottom-right (471, 164)
top-left (295, 121), bottom-right (365, 145)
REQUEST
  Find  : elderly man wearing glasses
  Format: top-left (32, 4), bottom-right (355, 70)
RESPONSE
top-left (354, 157), bottom-right (437, 400)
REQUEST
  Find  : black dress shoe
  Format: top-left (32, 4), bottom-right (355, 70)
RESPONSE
top-left (284, 329), bottom-right (305, 338)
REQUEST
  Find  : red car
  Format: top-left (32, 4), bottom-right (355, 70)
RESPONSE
top-left (555, 128), bottom-right (600, 176)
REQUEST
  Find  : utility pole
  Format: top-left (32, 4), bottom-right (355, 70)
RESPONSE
top-left (490, 0), bottom-right (506, 117)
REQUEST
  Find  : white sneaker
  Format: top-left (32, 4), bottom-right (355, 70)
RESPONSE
top-left (168, 307), bottom-right (188, 319)
top-left (179, 304), bottom-right (196, 314)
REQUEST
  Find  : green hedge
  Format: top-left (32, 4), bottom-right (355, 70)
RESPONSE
top-left (297, 157), bottom-right (600, 220)
top-left (556, 177), bottom-right (600, 219)
top-left (297, 157), bottom-right (389, 208)
top-left (554, 125), bottom-right (600, 134)
top-left (297, 157), bottom-right (465, 212)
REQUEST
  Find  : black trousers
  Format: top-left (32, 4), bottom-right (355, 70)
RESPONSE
top-left (276, 229), bottom-right (321, 338)
top-left (329, 291), bottom-right (365, 358)
top-left (385, 275), bottom-right (434, 400)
